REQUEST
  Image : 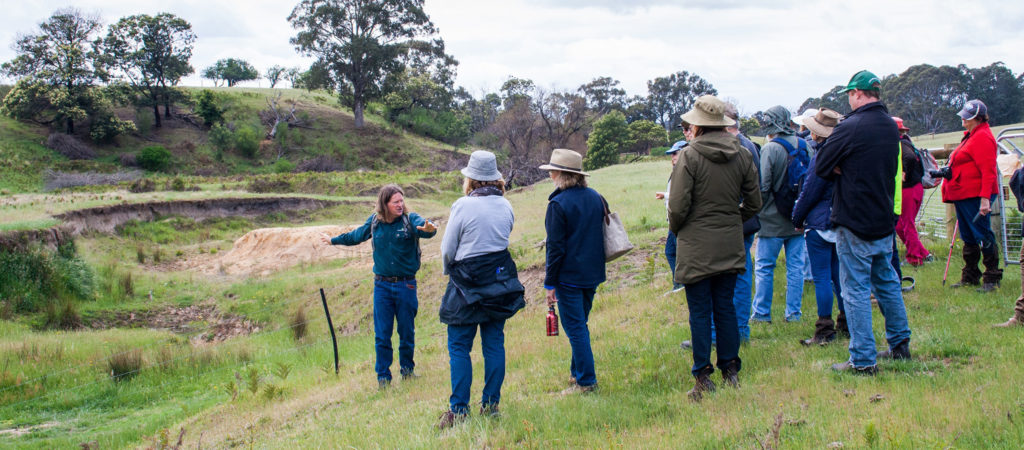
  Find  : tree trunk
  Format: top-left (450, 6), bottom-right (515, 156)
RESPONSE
top-left (354, 101), bottom-right (364, 128)
top-left (66, 117), bottom-right (74, 134)
top-left (153, 102), bottom-right (162, 128)
top-left (164, 91), bottom-right (172, 118)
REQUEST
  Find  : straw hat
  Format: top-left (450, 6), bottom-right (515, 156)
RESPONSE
top-left (539, 148), bottom-right (589, 176)
top-left (461, 150), bottom-right (502, 181)
top-left (680, 95), bottom-right (736, 128)
top-left (802, 108), bottom-right (842, 138)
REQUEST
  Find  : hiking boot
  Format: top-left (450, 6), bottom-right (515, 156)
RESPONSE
top-left (831, 361), bottom-right (878, 375)
top-left (977, 282), bottom-right (1000, 293)
top-left (568, 376), bottom-right (577, 386)
top-left (800, 316), bottom-right (837, 346)
top-left (401, 369), bottom-right (420, 380)
top-left (994, 317), bottom-right (1022, 328)
top-left (687, 367), bottom-right (716, 402)
top-left (835, 312), bottom-right (849, 338)
top-left (559, 383), bottom-right (597, 396)
top-left (923, 254), bottom-right (935, 263)
top-left (480, 403), bottom-right (500, 417)
top-left (436, 410), bottom-right (467, 430)
top-left (720, 360), bottom-right (740, 388)
top-left (878, 338), bottom-right (911, 360)
top-left (957, 244), bottom-right (982, 288)
top-left (377, 378), bottom-right (391, 389)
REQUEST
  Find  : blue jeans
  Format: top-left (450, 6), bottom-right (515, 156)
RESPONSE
top-left (954, 196), bottom-right (999, 255)
top-left (556, 285), bottom-right (597, 387)
top-left (752, 235), bottom-right (806, 322)
top-left (836, 227), bottom-right (911, 368)
top-left (665, 230), bottom-right (682, 288)
top-left (447, 319), bottom-right (506, 414)
top-left (685, 272), bottom-right (741, 376)
top-left (806, 230), bottom-right (844, 318)
top-left (373, 278), bottom-right (418, 381)
top-left (712, 234), bottom-right (755, 343)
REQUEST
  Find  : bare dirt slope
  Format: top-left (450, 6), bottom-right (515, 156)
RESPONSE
top-left (189, 225), bottom-right (370, 276)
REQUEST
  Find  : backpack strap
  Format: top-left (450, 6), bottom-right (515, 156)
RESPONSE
top-left (369, 213), bottom-right (422, 261)
top-left (771, 137), bottom-right (807, 157)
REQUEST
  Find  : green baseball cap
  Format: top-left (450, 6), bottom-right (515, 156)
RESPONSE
top-left (839, 70), bottom-right (881, 93)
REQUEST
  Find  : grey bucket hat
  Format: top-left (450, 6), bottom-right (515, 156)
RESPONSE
top-left (762, 105), bottom-right (794, 135)
top-left (461, 150), bottom-right (502, 181)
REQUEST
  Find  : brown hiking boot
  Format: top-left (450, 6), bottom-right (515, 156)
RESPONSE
top-left (480, 403), bottom-right (500, 417)
top-left (836, 312), bottom-right (849, 338)
top-left (559, 383), bottom-right (596, 396)
top-left (436, 410), bottom-right (467, 430)
top-left (800, 316), bottom-right (837, 346)
top-left (994, 317), bottom-right (1022, 328)
top-left (687, 366), bottom-right (716, 402)
top-left (720, 360), bottom-right (740, 388)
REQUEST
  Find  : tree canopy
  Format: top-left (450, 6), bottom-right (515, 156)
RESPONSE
top-left (202, 58), bottom-right (259, 87)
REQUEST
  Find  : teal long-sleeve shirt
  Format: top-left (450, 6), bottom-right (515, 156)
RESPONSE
top-left (330, 213), bottom-right (436, 277)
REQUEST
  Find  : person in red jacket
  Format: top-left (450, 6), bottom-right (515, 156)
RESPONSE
top-left (940, 99), bottom-right (1002, 292)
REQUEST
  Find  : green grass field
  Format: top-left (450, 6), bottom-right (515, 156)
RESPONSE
top-left (2, 160), bottom-right (1024, 448)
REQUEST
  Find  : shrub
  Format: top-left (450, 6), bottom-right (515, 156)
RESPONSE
top-left (46, 133), bottom-right (96, 160)
top-left (154, 346), bottom-right (178, 372)
top-left (129, 178), bottom-right (156, 193)
top-left (42, 300), bottom-right (81, 330)
top-left (170, 177), bottom-right (186, 191)
top-left (134, 109), bottom-right (154, 135)
top-left (290, 306), bottom-right (307, 342)
top-left (89, 110), bottom-right (137, 144)
top-left (584, 111), bottom-right (630, 170)
top-left (272, 159), bottom-right (295, 174)
top-left (119, 272), bottom-right (134, 298)
top-left (194, 89), bottom-right (223, 125)
top-left (109, 348), bottom-right (144, 381)
top-left (209, 123), bottom-right (233, 153)
top-left (234, 126), bottom-right (261, 158)
top-left (0, 244), bottom-right (94, 314)
top-left (138, 146), bottom-right (172, 172)
top-left (247, 176), bottom-right (293, 193)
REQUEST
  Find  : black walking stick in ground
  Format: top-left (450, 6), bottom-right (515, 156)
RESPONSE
top-left (320, 288), bottom-right (339, 375)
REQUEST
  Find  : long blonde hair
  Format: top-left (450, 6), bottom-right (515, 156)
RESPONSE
top-left (374, 184), bottom-right (405, 223)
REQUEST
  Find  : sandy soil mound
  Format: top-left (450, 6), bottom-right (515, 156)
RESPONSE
top-left (194, 225), bottom-right (370, 276)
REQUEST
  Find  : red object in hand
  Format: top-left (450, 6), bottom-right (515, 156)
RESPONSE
top-left (546, 305), bottom-right (559, 336)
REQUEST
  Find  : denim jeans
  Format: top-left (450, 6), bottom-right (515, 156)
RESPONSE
top-left (665, 230), bottom-right (681, 288)
top-left (954, 195), bottom-right (999, 255)
top-left (836, 227), bottom-right (911, 368)
top-left (752, 235), bottom-right (806, 321)
top-left (373, 278), bottom-right (418, 381)
top-left (447, 319), bottom-right (506, 414)
top-left (684, 272), bottom-right (741, 376)
top-left (805, 230), bottom-right (844, 317)
top-left (556, 285), bottom-right (597, 387)
top-left (712, 234), bottom-right (755, 343)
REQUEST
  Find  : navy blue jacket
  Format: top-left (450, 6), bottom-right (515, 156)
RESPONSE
top-left (440, 249), bottom-right (525, 325)
top-left (814, 101), bottom-right (899, 240)
top-left (791, 153), bottom-right (834, 231)
top-left (544, 186), bottom-right (606, 289)
top-left (737, 132), bottom-right (762, 236)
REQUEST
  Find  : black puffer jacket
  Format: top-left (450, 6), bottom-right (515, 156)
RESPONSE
top-left (439, 249), bottom-right (525, 325)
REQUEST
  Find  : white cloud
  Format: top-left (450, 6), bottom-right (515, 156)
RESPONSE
top-left (1, 0), bottom-right (1021, 109)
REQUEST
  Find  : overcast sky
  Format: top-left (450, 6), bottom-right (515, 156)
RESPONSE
top-left (2, 0), bottom-right (1022, 114)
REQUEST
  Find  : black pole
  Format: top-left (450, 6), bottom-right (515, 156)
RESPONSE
top-left (320, 288), bottom-right (339, 375)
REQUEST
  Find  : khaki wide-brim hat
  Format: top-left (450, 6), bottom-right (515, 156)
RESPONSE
top-left (802, 108), bottom-right (842, 138)
top-left (680, 95), bottom-right (736, 128)
top-left (539, 148), bottom-right (589, 176)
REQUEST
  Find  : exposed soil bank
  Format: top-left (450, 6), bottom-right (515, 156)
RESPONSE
top-left (55, 197), bottom-right (340, 234)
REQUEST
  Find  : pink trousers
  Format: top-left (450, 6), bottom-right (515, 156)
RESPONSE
top-left (896, 183), bottom-right (931, 265)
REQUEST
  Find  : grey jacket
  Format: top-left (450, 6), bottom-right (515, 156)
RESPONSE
top-left (758, 133), bottom-right (803, 237)
top-left (441, 194), bottom-right (514, 274)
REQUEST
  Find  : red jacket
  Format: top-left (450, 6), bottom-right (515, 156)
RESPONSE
top-left (942, 122), bottom-right (1000, 202)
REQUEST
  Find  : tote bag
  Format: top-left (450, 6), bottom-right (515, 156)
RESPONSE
top-left (600, 195), bottom-right (634, 262)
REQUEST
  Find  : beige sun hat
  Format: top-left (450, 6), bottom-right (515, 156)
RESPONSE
top-left (539, 148), bottom-right (589, 176)
top-left (802, 108), bottom-right (842, 138)
top-left (680, 95), bottom-right (736, 128)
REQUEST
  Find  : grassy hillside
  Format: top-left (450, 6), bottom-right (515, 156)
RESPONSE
top-left (0, 87), bottom-right (467, 194)
top-left (2, 160), bottom-right (1023, 448)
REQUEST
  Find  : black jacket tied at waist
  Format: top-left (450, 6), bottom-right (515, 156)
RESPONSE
top-left (440, 249), bottom-right (526, 325)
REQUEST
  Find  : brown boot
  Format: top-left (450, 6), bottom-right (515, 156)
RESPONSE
top-left (687, 366), bottom-right (716, 402)
top-left (720, 360), bottom-right (740, 388)
top-left (800, 316), bottom-right (837, 346)
top-left (835, 311), bottom-right (849, 338)
top-left (978, 249), bottom-right (1003, 293)
top-left (994, 317), bottom-right (1022, 328)
top-left (953, 244), bottom-right (982, 288)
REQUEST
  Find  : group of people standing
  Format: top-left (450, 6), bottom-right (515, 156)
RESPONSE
top-left (318, 69), bottom-right (1021, 424)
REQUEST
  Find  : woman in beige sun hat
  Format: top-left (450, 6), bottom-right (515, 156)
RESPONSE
top-left (539, 148), bottom-right (606, 394)
top-left (668, 95), bottom-right (761, 401)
